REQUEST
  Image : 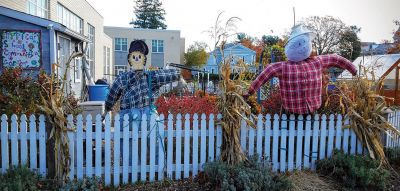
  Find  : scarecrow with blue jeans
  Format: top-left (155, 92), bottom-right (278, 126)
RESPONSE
top-left (105, 40), bottom-right (182, 161)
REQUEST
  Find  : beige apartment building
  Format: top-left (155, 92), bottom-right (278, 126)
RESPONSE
top-left (104, 26), bottom-right (185, 76)
top-left (0, 0), bottom-right (113, 83)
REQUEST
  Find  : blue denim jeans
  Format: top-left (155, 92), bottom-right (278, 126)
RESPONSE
top-left (118, 107), bottom-right (151, 164)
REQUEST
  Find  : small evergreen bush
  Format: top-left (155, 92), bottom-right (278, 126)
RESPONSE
top-left (59, 177), bottom-right (103, 191)
top-left (202, 156), bottom-right (292, 191)
top-left (316, 149), bottom-right (390, 190)
top-left (0, 165), bottom-right (40, 191)
top-left (385, 147), bottom-right (400, 166)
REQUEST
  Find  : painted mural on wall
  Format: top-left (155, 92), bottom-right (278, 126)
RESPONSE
top-left (1, 30), bottom-right (41, 68)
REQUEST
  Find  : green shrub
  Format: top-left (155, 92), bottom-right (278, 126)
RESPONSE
top-left (385, 147), bottom-right (400, 166)
top-left (316, 149), bottom-right (390, 190)
top-left (202, 156), bottom-right (292, 191)
top-left (0, 165), bottom-right (40, 191)
top-left (59, 177), bottom-right (103, 191)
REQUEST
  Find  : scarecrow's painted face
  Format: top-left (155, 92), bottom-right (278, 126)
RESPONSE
top-left (128, 51), bottom-right (146, 70)
top-left (285, 34), bottom-right (312, 62)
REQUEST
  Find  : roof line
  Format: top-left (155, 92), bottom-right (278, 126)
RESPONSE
top-left (82, 0), bottom-right (104, 18)
top-left (104, 26), bottom-right (181, 33)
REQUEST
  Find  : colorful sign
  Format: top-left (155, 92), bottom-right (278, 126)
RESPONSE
top-left (1, 30), bottom-right (41, 68)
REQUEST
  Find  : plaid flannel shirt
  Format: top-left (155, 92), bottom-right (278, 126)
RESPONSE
top-left (249, 55), bottom-right (357, 114)
top-left (105, 69), bottom-right (180, 111)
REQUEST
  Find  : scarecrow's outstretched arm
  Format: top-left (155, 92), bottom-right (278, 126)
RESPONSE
top-left (248, 62), bottom-right (282, 95)
top-left (320, 54), bottom-right (357, 75)
top-left (149, 69), bottom-right (181, 89)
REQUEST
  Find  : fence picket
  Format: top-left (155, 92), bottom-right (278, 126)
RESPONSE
top-left (175, 114), bottom-right (182, 180)
top-left (95, 115), bottom-right (102, 178)
top-left (29, 115), bottom-right (37, 170)
top-left (113, 114), bottom-right (121, 185)
top-left (20, 115), bottom-right (28, 165)
top-left (38, 115), bottom-right (46, 177)
top-left (122, 114), bottom-right (129, 183)
top-left (192, 114), bottom-right (199, 176)
top-left (296, 115), bottom-right (304, 170)
top-left (157, 114), bottom-right (165, 180)
top-left (303, 115), bottom-right (311, 169)
top-left (264, 114), bottom-right (271, 163)
top-left (357, 137), bottom-right (363, 155)
top-left (184, 114), bottom-right (190, 178)
top-left (248, 119), bottom-right (255, 156)
top-left (343, 127), bottom-right (350, 154)
top-left (104, 114), bottom-right (111, 185)
top-left (280, 114), bottom-right (288, 172)
top-left (272, 114), bottom-right (279, 172)
top-left (350, 128), bottom-right (357, 155)
top-left (1, 115), bottom-right (9, 173)
top-left (327, 114), bottom-right (335, 158)
top-left (132, 114), bottom-right (139, 182)
top-left (208, 114), bottom-right (215, 162)
top-left (311, 115), bottom-right (320, 170)
top-left (149, 114), bottom-right (157, 181)
top-left (200, 114), bottom-right (207, 170)
top-left (86, 115), bottom-right (93, 177)
top-left (67, 115), bottom-right (75, 180)
top-left (11, 115), bottom-right (18, 166)
top-left (240, 117), bottom-right (247, 153)
top-left (76, 115), bottom-right (84, 179)
top-left (216, 114), bottom-right (222, 159)
top-left (335, 115), bottom-right (342, 150)
top-left (141, 114), bottom-right (148, 181)
top-left (256, 114), bottom-right (263, 160)
top-left (167, 114), bottom-right (173, 178)
top-left (288, 115), bottom-right (295, 172)
top-left (319, 115), bottom-right (327, 160)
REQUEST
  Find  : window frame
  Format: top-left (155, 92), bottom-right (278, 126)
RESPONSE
top-left (152, 40), bottom-right (164, 53)
top-left (27, 0), bottom-right (49, 19)
top-left (56, 3), bottom-right (84, 34)
top-left (114, 38), bottom-right (128, 52)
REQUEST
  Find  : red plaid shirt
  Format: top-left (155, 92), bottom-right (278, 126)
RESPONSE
top-left (249, 55), bottom-right (357, 114)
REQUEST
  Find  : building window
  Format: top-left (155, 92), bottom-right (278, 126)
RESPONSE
top-left (74, 58), bottom-right (81, 82)
top-left (115, 38), bottom-right (127, 51)
top-left (103, 46), bottom-right (111, 81)
top-left (27, 0), bottom-right (48, 19)
top-left (87, 24), bottom-right (95, 77)
top-left (114, 66), bottom-right (126, 76)
top-left (152, 40), bottom-right (164, 53)
top-left (57, 3), bottom-right (83, 34)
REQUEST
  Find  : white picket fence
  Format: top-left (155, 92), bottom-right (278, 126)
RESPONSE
top-left (0, 115), bottom-right (46, 176)
top-left (1, 111), bottom-right (400, 186)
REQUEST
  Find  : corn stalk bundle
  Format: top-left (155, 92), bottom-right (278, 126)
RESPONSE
top-left (334, 67), bottom-right (400, 168)
top-left (37, 52), bottom-right (82, 183)
top-left (217, 61), bottom-right (255, 165)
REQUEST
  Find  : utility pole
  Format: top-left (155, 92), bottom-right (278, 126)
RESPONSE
top-left (293, 7), bottom-right (296, 27)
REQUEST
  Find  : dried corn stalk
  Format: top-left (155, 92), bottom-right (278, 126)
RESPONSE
top-left (217, 61), bottom-right (255, 165)
top-left (37, 52), bottom-right (82, 183)
top-left (334, 67), bottom-right (400, 168)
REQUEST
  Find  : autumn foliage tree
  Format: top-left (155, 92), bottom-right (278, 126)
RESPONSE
top-left (184, 41), bottom-right (209, 67)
